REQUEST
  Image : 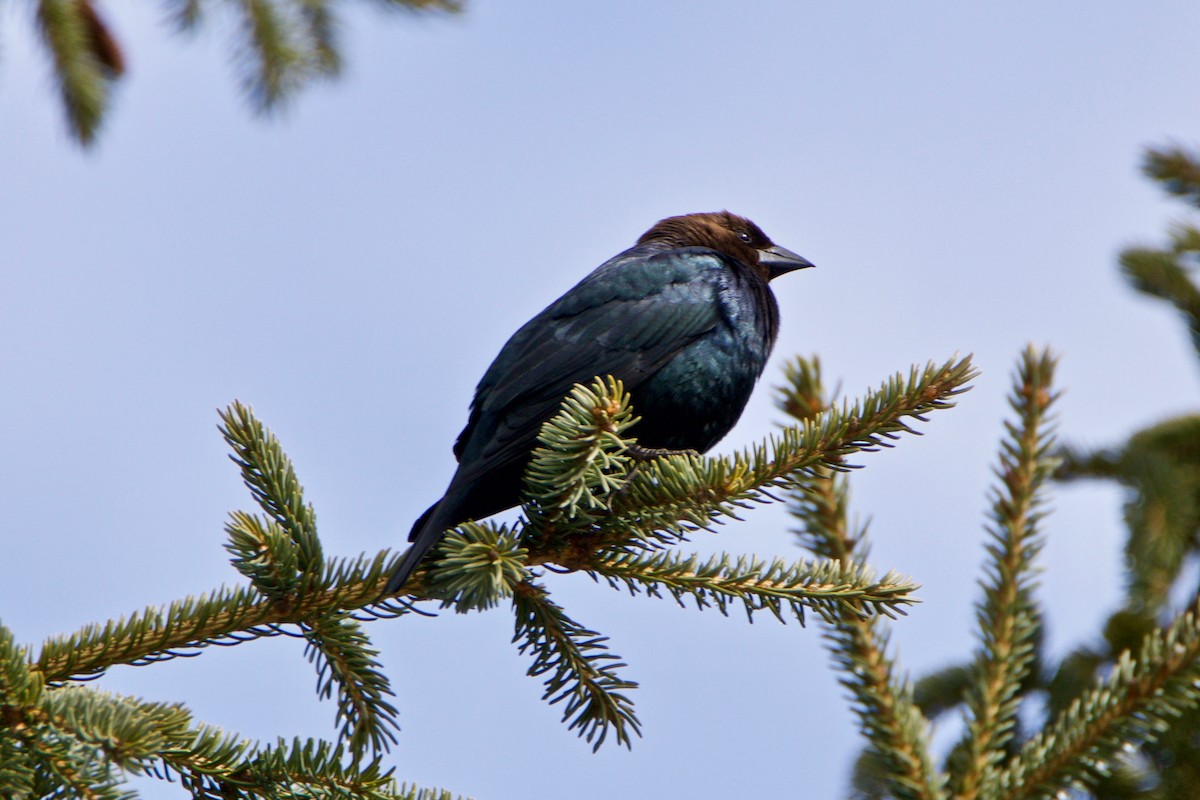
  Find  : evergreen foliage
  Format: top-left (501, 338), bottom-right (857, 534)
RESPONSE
top-left (837, 145), bottom-right (1200, 800)
top-left (2, 357), bottom-right (966, 796)
top-left (6, 22), bottom-right (1200, 780)
top-left (11, 196), bottom-right (1200, 793)
top-left (792, 346), bottom-right (1200, 800)
top-left (19, 0), bottom-right (460, 146)
top-left (1047, 143), bottom-right (1200, 798)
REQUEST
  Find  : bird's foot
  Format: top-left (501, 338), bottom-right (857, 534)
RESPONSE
top-left (615, 445), bottom-right (702, 499)
top-left (619, 448), bottom-right (700, 496)
top-left (626, 444), bottom-right (702, 461)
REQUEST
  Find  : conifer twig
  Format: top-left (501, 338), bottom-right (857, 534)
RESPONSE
top-left (305, 613), bottom-right (400, 757)
top-left (35, 0), bottom-right (117, 145)
top-left (523, 376), bottom-right (639, 528)
top-left (800, 470), bottom-right (946, 800)
top-left (511, 581), bottom-right (640, 751)
top-left (222, 401), bottom-right (402, 756)
top-left (36, 551), bottom-right (400, 683)
top-left (995, 598), bottom-right (1200, 799)
top-left (518, 356), bottom-right (975, 562)
top-left (30, 0), bottom-right (461, 146)
top-left (29, 358), bottom-right (965, 774)
top-left (420, 521), bottom-right (528, 612)
top-left (955, 346), bottom-right (1057, 799)
top-left (783, 356), bottom-right (948, 800)
top-left (3, 679), bottom-right (455, 799)
top-left (590, 549), bottom-right (916, 624)
top-left (221, 401), bottom-right (323, 572)
top-left (1143, 143), bottom-right (1200, 208)
top-left (603, 356), bottom-right (975, 547)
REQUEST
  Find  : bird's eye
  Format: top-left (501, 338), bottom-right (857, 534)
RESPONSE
top-left (737, 231), bottom-right (752, 243)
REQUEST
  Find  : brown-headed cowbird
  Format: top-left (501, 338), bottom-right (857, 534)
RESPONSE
top-left (385, 211), bottom-right (813, 595)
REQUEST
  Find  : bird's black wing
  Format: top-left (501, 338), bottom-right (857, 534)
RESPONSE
top-left (452, 247), bottom-right (730, 482)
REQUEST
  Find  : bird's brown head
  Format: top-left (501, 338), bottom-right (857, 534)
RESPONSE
top-left (637, 211), bottom-right (814, 281)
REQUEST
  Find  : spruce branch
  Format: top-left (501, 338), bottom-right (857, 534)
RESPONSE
top-left (0, 729), bottom-right (34, 799)
top-left (7, 688), bottom-right (195, 800)
top-left (305, 614), bottom-right (400, 758)
top-left (1144, 143), bottom-right (1200, 209)
top-left (823, 610), bottom-right (948, 800)
top-left (221, 401), bottom-right (323, 573)
top-left (1120, 246), bottom-right (1200, 307)
top-left (1117, 146), bottom-right (1200, 360)
top-left (35, 548), bottom-right (399, 683)
top-left (35, 0), bottom-right (121, 146)
top-left (1056, 416), bottom-right (1200, 614)
top-left (236, 0), bottom-right (329, 111)
top-left (512, 581), bottom-right (640, 751)
top-left (955, 346), bottom-right (1057, 800)
top-left (0, 620), bottom-right (41, 708)
top-left (912, 664), bottom-right (975, 723)
top-left (221, 406), bottom-right (400, 756)
top-left (590, 549), bottom-right (917, 624)
top-left (5, 679), bottom-right (454, 800)
top-left (230, 737), bottom-right (400, 799)
top-left (374, 0), bottom-right (465, 11)
top-left (192, 0), bottom-right (458, 115)
top-left (1053, 443), bottom-right (1121, 482)
top-left (1119, 245), bottom-right (1200, 360)
top-left (489, 361), bottom-right (960, 626)
top-left (0, 621), bottom-right (40, 797)
top-left (165, 0), bottom-right (205, 30)
top-left (392, 787), bottom-right (472, 800)
top-left (500, 361), bottom-right (955, 753)
top-left (994, 597), bottom-right (1200, 800)
top-left (199, 0), bottom-right (458, 113)
top-left (601, 355), bottom-right (975, 546)
top-left (801, 470), bottom-right (947, 800)
top-left (19, 353), bottom-right (967, 781)
top-left (22, 730), bottom-right (127, 800)
top-left (42, 690), bottom-right (203, 776)
top-left (298, 0), bottom-right (342, 76)
top-left (522, 375), bottom-right (640, 530)
top-left (36, 548), bottom-right (404, 761)
top-left (163, 736), bottom-right (458, 799)
top-left (782, 358), bottom-right (948, 800)
top-left (225, 510), bottom-right (303, 599)
top-left (775, 354), bottom-right (830, 425)
top-left (145, 719), bottom-right (254, 792)
top-left (421, 522), bottom-right (527, 613)
top-left (1114, 418), bottom-right (1200, 613)
top-left (27, 1), bottom-right (459, 145)
top-left (516, 355), bottom-right (974, 564)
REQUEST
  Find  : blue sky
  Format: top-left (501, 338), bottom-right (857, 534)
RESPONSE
top-left (3, 3), bottom-right (1200, 798)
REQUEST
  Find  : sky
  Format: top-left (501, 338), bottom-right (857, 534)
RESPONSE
top-left (3, 2), bottom-right (1200, 798)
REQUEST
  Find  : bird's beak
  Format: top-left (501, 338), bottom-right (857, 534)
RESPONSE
top-left (758, 245), bottom-right (815, 280)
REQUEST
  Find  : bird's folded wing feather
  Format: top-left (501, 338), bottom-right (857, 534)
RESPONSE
top-left (452, 248), bottom-right (730, 479)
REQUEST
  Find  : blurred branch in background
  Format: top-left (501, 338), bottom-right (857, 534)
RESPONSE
top-left (837, 144), bottom-right (1200, 800)
top-left (24, 0), bottom-right (461, 146)
top-left (794, 343), bottom-right (1200, 800)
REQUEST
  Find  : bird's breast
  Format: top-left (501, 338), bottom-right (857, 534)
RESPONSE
top-left (628, 311), bottom-right (774, 453)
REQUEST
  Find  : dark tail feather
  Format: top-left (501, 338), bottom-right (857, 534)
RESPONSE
top-left (382, 498), bottom-right (454, 597)
top-left (407, 501), bottom-right (440, 543)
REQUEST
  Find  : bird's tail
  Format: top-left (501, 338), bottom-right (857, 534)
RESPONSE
top-left (382, 498), bottom-right (455, 597)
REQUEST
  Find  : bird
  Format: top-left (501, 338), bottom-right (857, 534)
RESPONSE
top-left (384, 211), bottom-right (813, 596)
